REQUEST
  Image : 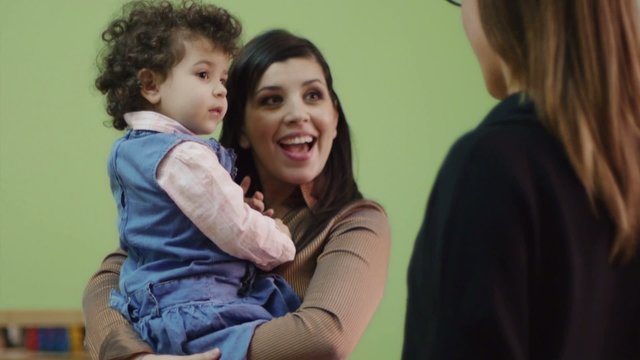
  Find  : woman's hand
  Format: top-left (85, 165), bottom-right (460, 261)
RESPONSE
top-left (240, 176), bottom-right (274, 217)
top-left (137, 349), bottom-right (220, 360)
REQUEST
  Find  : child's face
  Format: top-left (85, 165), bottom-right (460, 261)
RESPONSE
top-left (154, 38), bottom-right (230, 135)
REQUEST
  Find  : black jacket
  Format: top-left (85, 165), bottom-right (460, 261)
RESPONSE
top-left (403, 93), bottom-right (640, 359)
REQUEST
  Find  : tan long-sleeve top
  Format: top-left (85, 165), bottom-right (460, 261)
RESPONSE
top-left (83, 199), bottom-right (391, 360)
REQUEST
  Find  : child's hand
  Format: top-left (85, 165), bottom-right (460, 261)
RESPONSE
top-left (240, 176), bottom-right (274, 217)
top-left (248, 191), bottom-right (274, 217)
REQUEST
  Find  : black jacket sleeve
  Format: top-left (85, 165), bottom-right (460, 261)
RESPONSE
top-left (403, 126), bottom-right (536, 360)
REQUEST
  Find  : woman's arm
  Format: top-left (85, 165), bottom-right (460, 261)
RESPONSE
top-left (82, 249), bottom-right (153, 360)
top-left (248, 202), bottom-right (391, 359)
top-left (83, 203), bottom-right (390, 360)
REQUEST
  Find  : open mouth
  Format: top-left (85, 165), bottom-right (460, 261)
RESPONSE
top-left (278, 135), bottom-right (316, 154)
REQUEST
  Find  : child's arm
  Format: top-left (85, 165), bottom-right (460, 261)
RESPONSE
top-left (243, 184), bottom-right (291, 237)
top-left (156, 141), bottom-right (295, 271)
top-left (240, 181), bottom-right (290, 238)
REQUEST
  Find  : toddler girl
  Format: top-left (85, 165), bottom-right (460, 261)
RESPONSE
top-left (94, 1), bottom-right (300, 358)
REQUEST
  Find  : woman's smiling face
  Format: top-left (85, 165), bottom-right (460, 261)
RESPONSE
top-left (241, 56), bottom-right (338, 199)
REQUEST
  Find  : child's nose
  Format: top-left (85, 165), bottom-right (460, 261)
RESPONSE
top-left (213, 82), bottom-right (227, 97)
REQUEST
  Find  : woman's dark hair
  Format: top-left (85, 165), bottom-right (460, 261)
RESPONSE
top-left (95, 0), bottom-right (241, 130)
top-left (220, 29), bottom-right (362, 246)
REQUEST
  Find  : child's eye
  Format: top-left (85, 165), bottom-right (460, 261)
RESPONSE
top-left (221, 77), bottom-right (227, 86)
top-left (197, 71), bottom-right (209, 79)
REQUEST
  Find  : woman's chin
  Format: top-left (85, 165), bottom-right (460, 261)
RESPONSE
top-left (280, 170), bottom-right (320, 187)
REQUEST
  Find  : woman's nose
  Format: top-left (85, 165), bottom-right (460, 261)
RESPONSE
top-left (283, 99), bottom-right (310, 123)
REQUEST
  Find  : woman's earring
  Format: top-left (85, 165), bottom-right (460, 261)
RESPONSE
top-left (239, 133), bottom-right (251, 149)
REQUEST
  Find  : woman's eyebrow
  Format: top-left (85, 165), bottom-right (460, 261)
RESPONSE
top-left (255, 78), bottom-right (324, 95)
top-left (256, 78), bottom-right (325, 94)
top-left (255, 85), bottom-right (282, 95)
top-left (302, 78), bottom-right (323, 86)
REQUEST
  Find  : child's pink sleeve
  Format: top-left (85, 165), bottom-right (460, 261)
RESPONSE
top-left (156, 141), bottom-right (295, 270)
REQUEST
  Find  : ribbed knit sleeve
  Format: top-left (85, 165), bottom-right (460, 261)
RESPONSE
top-left (82, 249), bottom-right (153, 360)
top-left (247, 200), bottom-right (391, 359)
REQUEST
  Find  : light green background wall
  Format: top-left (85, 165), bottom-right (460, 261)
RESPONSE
top-left (0, 0), bottom-right (495, 358)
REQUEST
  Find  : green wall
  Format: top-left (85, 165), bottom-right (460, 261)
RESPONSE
top-left (0, 0), bottom-right (496, 358)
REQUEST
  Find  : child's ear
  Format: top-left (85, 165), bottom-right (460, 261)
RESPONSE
top-left (138, 69), bottom-right (162, 105)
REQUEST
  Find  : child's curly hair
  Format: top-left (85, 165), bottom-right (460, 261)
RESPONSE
top-left (95, 0), bottom-right (242, 130)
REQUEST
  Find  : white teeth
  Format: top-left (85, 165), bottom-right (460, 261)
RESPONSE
top-left (280, 135), bottom-right (313, 145)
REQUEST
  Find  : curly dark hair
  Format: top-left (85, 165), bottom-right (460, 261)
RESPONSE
top-left (95, 0), bottom-right (242, 130)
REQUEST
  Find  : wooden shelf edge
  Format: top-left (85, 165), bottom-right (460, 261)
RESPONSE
top-left (0, 310), bottom-right (84, 327)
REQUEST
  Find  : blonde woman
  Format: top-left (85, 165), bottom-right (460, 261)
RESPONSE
top-left (404, 0), bottom-right (640, 359)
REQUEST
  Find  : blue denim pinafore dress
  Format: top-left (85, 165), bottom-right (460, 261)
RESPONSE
top-left (108, 131), bottom-right (300, 359)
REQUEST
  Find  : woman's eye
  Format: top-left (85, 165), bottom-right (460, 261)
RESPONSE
top-left (221, 77), bottom-right (227, 85)
top-left (197, 71), bottom-right (209, 79)
top-left (305, 91), bottom-right (322, 101)
top-left (259, 95), bottom-right (283, 106)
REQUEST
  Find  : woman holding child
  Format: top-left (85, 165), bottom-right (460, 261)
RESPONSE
top-left (83, 1), bottom-right (390, 360)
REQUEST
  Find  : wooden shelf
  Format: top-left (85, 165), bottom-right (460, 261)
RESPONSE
top-left (0, 349), bottom-right (90, 359)
top-left (0, 310), bottom-right (83, 328)
top-left (0, 310), bottom-right (87, 360)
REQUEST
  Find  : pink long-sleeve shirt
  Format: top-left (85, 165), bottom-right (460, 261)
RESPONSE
top-left (122, 111), bottom-right (295, 270)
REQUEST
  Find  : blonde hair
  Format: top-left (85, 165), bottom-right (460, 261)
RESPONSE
top-left (479, 0), bottom-right (640, 261)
